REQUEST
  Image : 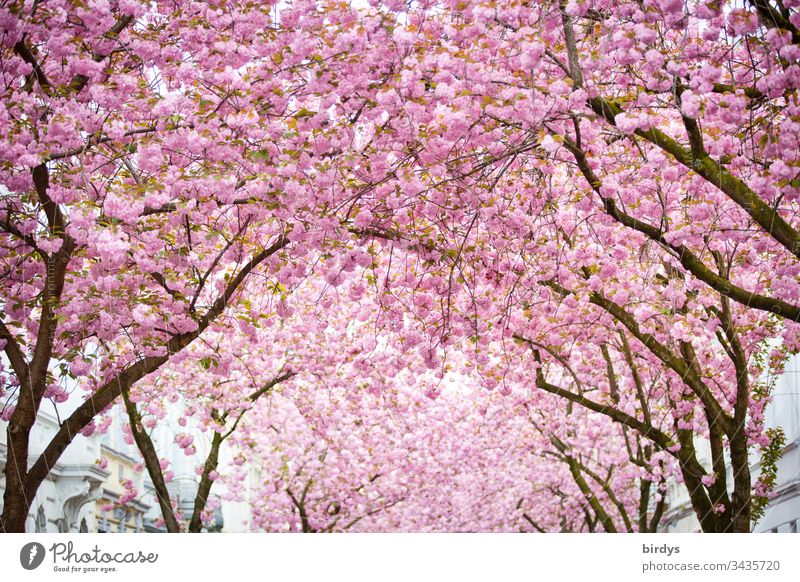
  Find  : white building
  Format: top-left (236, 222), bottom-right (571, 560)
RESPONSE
top-left (0, 397), bottom-right (108, 533)
top-left (0, 394), bottom-right (254, 533)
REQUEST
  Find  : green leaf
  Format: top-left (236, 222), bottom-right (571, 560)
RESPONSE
top-left (293, 107), bottom-right (316, 119)
top-left (199, 356), bottom-right (217, 370)
top-left (251, 150), bottom-right (270, 162)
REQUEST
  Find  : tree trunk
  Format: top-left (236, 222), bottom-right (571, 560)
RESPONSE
top-left (1, 424), bottom-right (32, 532)
top-left (188, 431), bottom-right (223, 533)
top-left (122, 389), bottom-right (181, 533)
top-left (729, 431), bottom-right (752, 533)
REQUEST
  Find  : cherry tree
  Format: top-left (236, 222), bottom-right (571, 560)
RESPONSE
top-left (358, 0), bottom-right (800, 324)
top-left (337, 0), bottom-right (796, 532)
top-left (224, 365), bottom-right (668, 532)
top-left (0, 0), bottom-right (407, 532)
top-left (116, 262), bottom-right (405, 532)
top-left (2, 0), bottom-right (798, 535)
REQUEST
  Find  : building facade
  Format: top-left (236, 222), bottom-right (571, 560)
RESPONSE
top-left (94, 445), bottom-right (150, 533)
top-left (0, 398), bottom-right (108, 533)
top-left (0, 394), bottom-right (252, 532)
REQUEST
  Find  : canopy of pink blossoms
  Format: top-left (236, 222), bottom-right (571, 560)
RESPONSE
top-left (1, 0), bottom-right (798, 533)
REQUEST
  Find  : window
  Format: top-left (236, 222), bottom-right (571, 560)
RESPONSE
top-left (35, 507), bottom-right (47, 533)
top-left (118, 464), bottom-right (125, 481)
top-left (116, 508), bottom-right (127, 533)
top-left (79, 518), bottom-right (88, 533)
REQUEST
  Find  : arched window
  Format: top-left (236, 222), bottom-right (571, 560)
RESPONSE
top-left (35, 507), bottom-right (47, 533)
top-left (116, 508), bottom-right (127, 533)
